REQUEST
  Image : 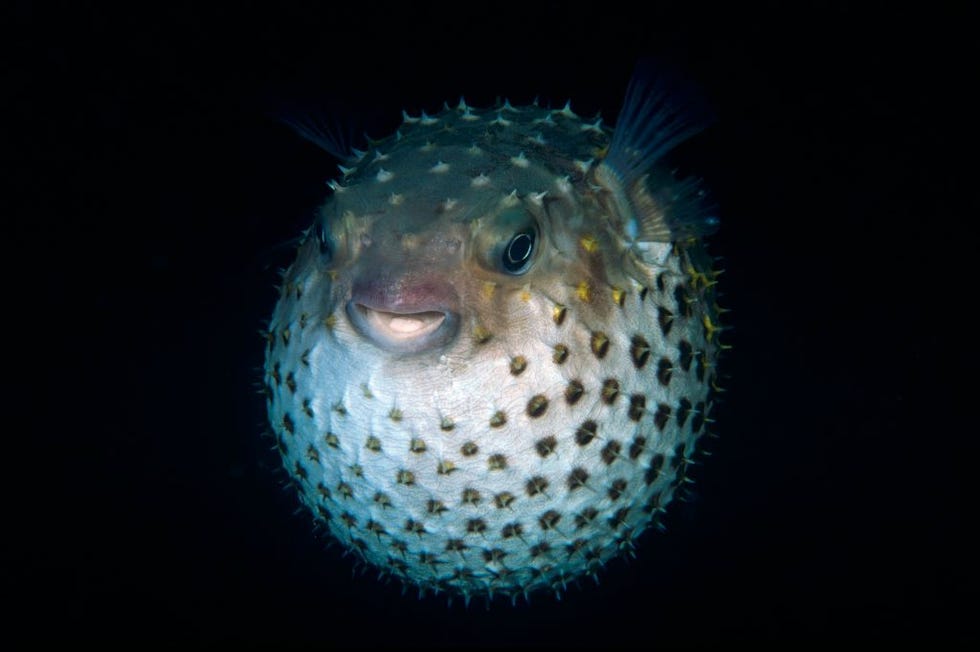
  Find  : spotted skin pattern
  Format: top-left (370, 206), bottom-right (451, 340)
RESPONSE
top-left (264, 92), bottom-right (722, 602)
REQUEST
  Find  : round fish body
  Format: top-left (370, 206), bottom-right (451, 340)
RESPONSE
top-left (264, 85), bottom-right (722, 601)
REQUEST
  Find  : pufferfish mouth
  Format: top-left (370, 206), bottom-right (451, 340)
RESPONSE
top-left (346, 296), bottom-right (460, 354)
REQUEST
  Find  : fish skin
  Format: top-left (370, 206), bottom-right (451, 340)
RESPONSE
top-left (264, 86), bottom-right (722, 600)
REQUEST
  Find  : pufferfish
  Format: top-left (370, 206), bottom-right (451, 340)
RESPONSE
top-left (263, 65), bottom-right (724, 603)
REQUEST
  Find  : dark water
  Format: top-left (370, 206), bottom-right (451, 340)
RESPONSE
top-left (14, 3), bottom-right (972, 645)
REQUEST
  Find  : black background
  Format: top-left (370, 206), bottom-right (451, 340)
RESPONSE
top-left (11, 1), bottom-right (974, 646)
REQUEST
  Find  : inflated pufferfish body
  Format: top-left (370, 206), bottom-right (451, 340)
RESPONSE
top-left (264, 66), bottom-right (723, 601)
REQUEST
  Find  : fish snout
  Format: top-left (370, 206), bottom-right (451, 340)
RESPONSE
top-left (347, 275), bottom-right (460, 353)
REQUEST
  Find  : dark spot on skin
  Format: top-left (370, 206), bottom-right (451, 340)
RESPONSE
top-left (630, 335), bottom-right (650, 368)
top-left (410, 438), bottom-right (427, 453)
top-left (351, 538), bottom-right (368, 556)
top-left (677, 398), bottom-right (692, 429)
top-left (340, 512), bottom-right (356, 527)
top-left (584, 548), bottom-right (602, 568)
top-left (529, 542), bottom-right (551, 558)
top-left (324, 432), bottom-right (339, 448)
top-left (502, 522), bottom-right (524, 539)
top-left (535, 436), bottom-right (557, 457)
top-left (286, 372), bottom-right (297, 394)
top-left (397, 470), bottom-right (415, 485)
top-left (446, 539), bottom-right (467, 553)
top-left (628, 394), bottom-right (645, 422)
top-left (553, 344), bottom-right (569, 364)
top-left (526, 476), bottom-right (549, 497)
top-left (306, 445), bottom-right (320, 464)
top-left (526, 394), bottom-right (548, 418)
top-left (419, 551), bottom-right (443, 568)
top-left (281, 328), bottom-right (291, 346)
top-left (553, 304), bottom-right (567, 326)
top-left (364, 436), bottom-right (381, 452)
top-left (538, 510), bottom-right (561, 531)
top-left (337, 482), bottom-right (353, 499)
top-left (366, 520), bottom-right (387, 537)
top-left (658, 307), bottom-right (674, 337)
top-left (566, 538), bottom-right (587, 558)
top-left (390, 539), bottom-right (407, 555)
top-left (316, 483), bottom-right (331, 500)
top-left (565, 379), bottom-right (584, 405)
top-left (601, 379), bottom-right (620, 405)
top-left (300, 349), bottom-right (310, 366)
top-left (672, 443), bottom-right (688, 470)
top-left (316, 505), bottom-right (332, 521)
top-left (654, 403), bottom-right (671, 431)
top-left (679, 340), bottom-right (694, 372)
top-left (488, 454), bottom-right (508, 470)
top-left (567, 467), bottom-right (589, 490)
top-left (642, 492), bottom-right (664, 514)
top-left (483, 548), bottom-right (507, 563)
top-left (302, 398), bottom-right (314, 418)
top-left (436, 460), bottom-right (457, 475)
top-left (461, 441), bottom-right (478, 456)
top-left (575, 420), bottom-right (597, 446)
top-left (612, 287), bottom-right (626, 307)
top-left (440, 417), bottom-right (455, 432)
top-left (293, 461), bottom-right (307, 481)
top-left (645, 454), bottom-right (665, 485)
top-left (695, 353), bottom-right (706, 383)
top-left (490, 411), bottom-right (507, 428)
top-left (461, 488), bottom-right (481, 505)
top-left (282, 413), bottom-right (294, 435)
top-left (657, 357), bottom-right (673, 386)
top-left (373, 492), bottom-right (391, 508)
top-left (574, 507), bottom-right (598, 529)
top-left (466, 518), bottom-right (488, 534)
top-left (675, 285), bottom-right (693, 318)
top-left (510, 356), bottom-right (528, 375)
top-left (608, 507), bottom-right (630, 530)
top-left (692, 401), bottom-right (706, 434)
top-left (493, 492), bottom-right (515, 509)
top-left (427, 499), bottom-right (448, 515)
top-left (271, 362), bottom-right (281, 386)
top-left (276, 435), bottom-right (288, 456)
top-left (590, 332), bottom-right (610, 358)
top-left (473, 326), bottom-right (493, 344)
top-left (608, 478), bottom-right (627, 501)
top-left (601, 440), bottom-right (621, 465)
top-left (629, 436), bottom-right (646, 460)
top-left (405, 519), bottom-right (426, 536)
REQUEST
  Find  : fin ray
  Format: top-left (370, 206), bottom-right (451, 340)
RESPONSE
top-left (600, 60), bottom-right (718, 243)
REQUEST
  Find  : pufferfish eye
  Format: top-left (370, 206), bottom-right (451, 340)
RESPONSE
top-left (501, 228), bottom-right (536, 274)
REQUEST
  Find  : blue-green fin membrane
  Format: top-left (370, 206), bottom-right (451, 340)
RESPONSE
top-left (597, 60), bottom-right (718, 243)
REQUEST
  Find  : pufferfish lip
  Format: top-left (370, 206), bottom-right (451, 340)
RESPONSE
top-left (346, 301), bottom-right (459, 353)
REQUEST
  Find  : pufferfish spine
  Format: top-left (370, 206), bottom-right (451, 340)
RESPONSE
top-left (263, 63), bottom-right (725, 604)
